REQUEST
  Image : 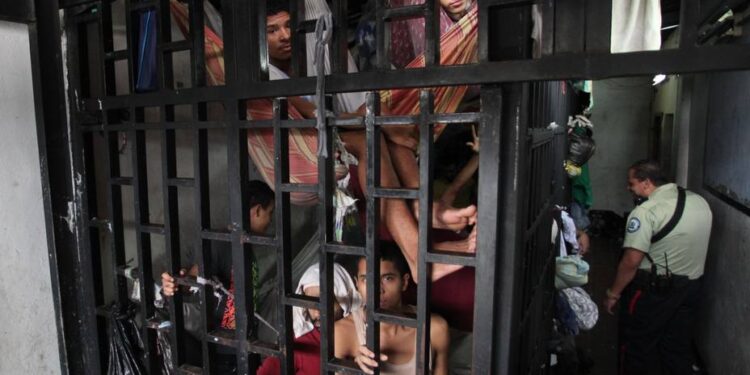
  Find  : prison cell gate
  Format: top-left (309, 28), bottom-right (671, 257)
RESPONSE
top-left (32, 0), bottom-right (750, 374)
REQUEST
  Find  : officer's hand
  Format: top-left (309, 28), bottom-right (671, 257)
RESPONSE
top-left (577, 231), bottom-right (590, 256)
top-left (354, 345), bottom-right (388, 375)
top-left (603, 296), bottom-right (618, 315)
top-left (161, 269), bottom-right (186, 297)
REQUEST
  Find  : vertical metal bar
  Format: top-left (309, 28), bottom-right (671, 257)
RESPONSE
top-left (289, 0), bottom-right (305, 78)
top-left (157, 0), bottom-right (173, 90)
top-left (498, 83), bottom-right (531, 374)
top-left (125, 0), bottom-right (138, 94)
top-left (188, 0), bottom-right (206, 87)
top-left (424, 0), bottom-right (440, 66)
top-left (540, 0), bottom-right (555, 57)
top-left (679, 0), bottom-right (699, 48)
top-left (554, 0), bottom-right (585, 54)
top-left (331, 0), bottom-right (348, 74)
top-left (273, 98), bottom-right (295, 374)
top-left (161, 118), bottom-right (185, 369)
top-left (478, 0), bottom-right (489, 63)
top-left (365, 91), bottom-right (382, 374)
top-left (193, 123), bottom-right (213, 372)
top-left (375, 0), bottom-right (388, 69)
top-left (318, 95), bottom-right (335, 374)
top-left (99, 1), bottom-right (117, 96)
top-left (98, 1), bottom-right (129, 305)
top-left (584, 0), bottom-right (611, 53)
top-left (105, 128), bottom-right (128, 303)
top-left (221, 0), bottom-right (237, 85)
top-left (254, 0), bottom-right (270, 80)
top-left (415, 90), bottom-right (434, 374)
top-left (233, 0), bottom-right (252, 85)
top-left (130, 125), bottom-right (160, 373)
top-left (36, 1), bottom-right (101, 372)
top-left (226, 96), bottom-right (254, 373)
top-left (472, 85), bottom-right (503, 374)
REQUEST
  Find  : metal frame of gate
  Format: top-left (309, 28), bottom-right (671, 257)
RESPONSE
top-left (25, 0), bottom-right (750, 374)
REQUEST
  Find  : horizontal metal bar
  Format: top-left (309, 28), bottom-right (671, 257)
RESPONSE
top-left (167, 177), bottom-right (194, 188)
top-left (140, 223), bottom-right (165, 234)
top-left (80, 121), bottom-right (228, 132)
top-left (88, 217), bottom-right (111, 230)
top-left (331, 117), bottom-right (364, 127)
top-left (200, 230), bottom-right (232, 242)
top-left (239, 118), bottom-right (316, 129)
top-left (430, 112), bottom-right (481, 124)
top-left (383, 4), bottom-right (424, 21)
top-left (282, 294), bottom-right (319, 310)
top-left (248, 340), bottom-right (281, 358)
top-left (160, 40), bottom-right (192, 53)
top-left (425, 250), bottom-right (477, 267)
top-left (110, 177), bottom-right (133, 186)
top-left (327, 358), bottom-right (365, 374)
top-left (528, 128), bottom-right (555, 146)
top-left (242, 234), bottom-right (277, 246)
top-left (206, 328), bottom-right (236, 347)
top-left (324, 243), bottom-right (366, 257)
top-left (279, 183), bottom-right (318, 193)
top-left (82, 44), bottom-right (750, 110)
top-left (372, 187), bottom-right (419, 199)
top-left (105, 50), bottom-right (129, 61)
top-left (373, 310), bottom-right (418, 327)
top-left (296, 19), bottom-right (317, 34)
top-left (177, 364), bottom-right (203, 375)
top-left (375, 115), bottom-right (418, 126)
top-left (280, 119), bottom-right (316, 129)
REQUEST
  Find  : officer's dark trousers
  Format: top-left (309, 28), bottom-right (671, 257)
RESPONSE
top-left (618, 271), bottom-right (703, 375)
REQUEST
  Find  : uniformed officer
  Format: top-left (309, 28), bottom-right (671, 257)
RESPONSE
top-left (604, 160), bottom-right (712, 375)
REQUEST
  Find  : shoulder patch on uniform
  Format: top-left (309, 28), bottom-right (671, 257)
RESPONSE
top-left (627, 218), bottom-right (641, 233)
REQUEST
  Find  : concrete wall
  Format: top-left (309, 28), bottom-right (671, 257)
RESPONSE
top-left (0, 21), bottom-right (63, 375)
top-left (676, 71), bottom-right (750, 375)
top-left (588, 77), bottom-right (655, 215)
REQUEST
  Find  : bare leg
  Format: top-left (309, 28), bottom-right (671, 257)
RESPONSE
top-left (339, 131), bottom-right (474, 281)
top-left (386, 141), bottom-right (478, 231)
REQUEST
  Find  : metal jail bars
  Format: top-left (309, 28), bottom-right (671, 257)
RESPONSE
top-left (30, 0), bottom-right (750, 374)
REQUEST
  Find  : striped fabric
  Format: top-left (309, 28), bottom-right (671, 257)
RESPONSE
top-left (169, 0), bottom-right (478, 205)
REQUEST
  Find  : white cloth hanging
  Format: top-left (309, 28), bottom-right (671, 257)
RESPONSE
top-left (304, 0), bottom-right (365, 113)
top-left (611, 0), bottom-right (662, 53)
top-left (292, 262), bottom-right (364, 338)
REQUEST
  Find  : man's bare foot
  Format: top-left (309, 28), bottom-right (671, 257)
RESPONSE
top-left (434, 226), bottom-right (477, 253)
top-left (414, 201), bottom-right (477, 231)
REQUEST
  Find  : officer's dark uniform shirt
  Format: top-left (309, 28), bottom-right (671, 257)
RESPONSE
top-left (623, 183), bottom-right (712, 280)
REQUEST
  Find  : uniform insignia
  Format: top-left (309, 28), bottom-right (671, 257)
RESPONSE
top-left (627, 218), bottom-right (641, 233)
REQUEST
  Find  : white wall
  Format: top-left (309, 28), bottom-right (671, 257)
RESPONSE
top-left (588, 77), bottom-right (655, 215)
top-left (0, 21), bottom-right (63, 375)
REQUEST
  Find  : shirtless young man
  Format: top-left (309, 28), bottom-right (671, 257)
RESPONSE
top-left (334, 245), bottom-right (450, 374)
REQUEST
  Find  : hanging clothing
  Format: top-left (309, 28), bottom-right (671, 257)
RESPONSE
top-left (610, 0), bottom-right (662, 53)
top-left (169, 0), bottom-right (479, 204)
top-left (389, 0), bottom-right (458, 68)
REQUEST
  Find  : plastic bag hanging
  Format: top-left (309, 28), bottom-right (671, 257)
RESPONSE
top-left (106, 303), bottom-right (145, 375)
top-left (314, 14), bottom-right (333, 158)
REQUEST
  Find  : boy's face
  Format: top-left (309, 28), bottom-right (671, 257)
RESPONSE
top-left (266, 11), bottom-right (292, 63)
top-left (249, 201), bottom-right (274, 234)
top-left (356, 258), bottom-right (409, 311)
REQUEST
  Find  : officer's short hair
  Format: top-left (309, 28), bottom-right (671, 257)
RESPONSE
top-left (629, 159), bottom-right (668, 186)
